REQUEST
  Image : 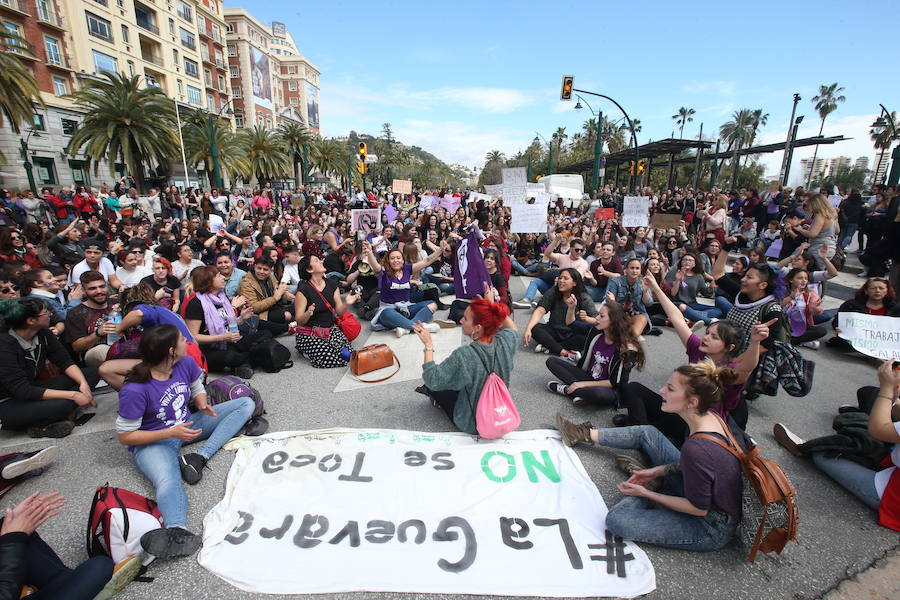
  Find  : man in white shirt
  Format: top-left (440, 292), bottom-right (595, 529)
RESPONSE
top-left (280, 245), bottom-right (302, 293)
top-left (211, 189), bottom-right (228, 215)
top-left (68, 240), bottom-right (116, 286)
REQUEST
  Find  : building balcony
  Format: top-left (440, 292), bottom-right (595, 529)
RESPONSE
top-left (212, 30), bottom-right (224, 46)
top-left (46, 53), bottom-right (73, 70)
top-left (36, 11), bottom-right (65, 31)
top-left (201, 51), bottom-right (213, 64)
top-left (198, 27), bottom-right (211, 40)
top-left (215, 58), bottom-right (226, 69)
top-left (141, 52), bottom-right (163, 67)
top-left (0, 0), bottom-right (29, 17)
top-left (136, 20), bottom-right (159, 35)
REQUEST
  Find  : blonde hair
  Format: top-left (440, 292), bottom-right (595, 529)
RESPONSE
top-left (807, 194), bottom-right (838, 221)
top-left (674, 359), bottom-right (739, 413)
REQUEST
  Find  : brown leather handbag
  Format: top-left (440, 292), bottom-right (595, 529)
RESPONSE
top-left (349, 344), bottom-right (400, 382)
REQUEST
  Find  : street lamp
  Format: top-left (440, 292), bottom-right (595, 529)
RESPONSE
top-left (19, 126), bottom-right (40, 195)
top-left (573, 94), bottom-right (604, 193)
top-left (208, 98), bottom-right (235, 190)
top-left (172, 97), bottom-right (192, 192)
top-left (783, 115), bottom-right (804, 186)
top-left (871, 104), bottom-right (899, 185)
top-left (779, 93), bottom-right (801, 185)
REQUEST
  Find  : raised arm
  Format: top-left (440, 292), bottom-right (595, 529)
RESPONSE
top-left (643, 274), bottom-right (692, 346)
top-left (412, 239), bottom-right (448, 275)
top-left (711, 244), bottom-right (729, 280)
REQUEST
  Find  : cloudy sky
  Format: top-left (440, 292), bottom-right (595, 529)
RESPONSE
top-left (246, 0), bottom-right (898, 186)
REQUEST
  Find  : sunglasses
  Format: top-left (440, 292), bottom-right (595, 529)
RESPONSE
top-left (571, 247), bottom-right (585, 253)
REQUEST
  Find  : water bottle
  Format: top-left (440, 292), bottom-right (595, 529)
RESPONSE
top-left (226, 310), bottom-right (241, 341)
top-left (106, 310), bottom-right (121, 345)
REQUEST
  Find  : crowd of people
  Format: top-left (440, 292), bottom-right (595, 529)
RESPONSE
top-left (0, 177), bottom-right (897, 597)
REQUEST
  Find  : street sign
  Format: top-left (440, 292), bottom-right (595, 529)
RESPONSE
top-left (364, 154), bottom-right (378, 163)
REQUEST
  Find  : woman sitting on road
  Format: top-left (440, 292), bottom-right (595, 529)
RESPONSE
top-left (294, 254), bottom-right (359, 368)
top-left (413, 289), bottom-right (517, 434)
top-left (544, 300), bottom-right (644, 407)
top-left (140, 256), bottom-right (182, 312)
top-left (555, 359), bottom-right (743, 552)
top-left (827, 277), bottom-right (899, 351)
top-left (117, 324), bottom-right (254, 559)
top-left (665, 253), bottom-right (721, 326)
top-left (522, 268), bottom-right (597, 359)
top-left (606, 258), bottom-right (652, 337)
top-left (781, 268), bottom-right (828, 350)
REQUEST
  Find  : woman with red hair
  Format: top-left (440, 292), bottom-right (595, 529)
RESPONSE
top-left (141, 256), bottom-right (182, 312)
top-left (412, 288), bottom-right (518, 434)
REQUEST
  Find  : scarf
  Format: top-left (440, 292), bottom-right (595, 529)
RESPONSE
top-left (196, 291), bottom-right (234, 349)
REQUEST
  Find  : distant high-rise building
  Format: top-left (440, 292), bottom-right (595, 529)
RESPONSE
top-left (855, 156), bottom-right (869, 171)
top-left (873, 152), bottom-right (890, 183)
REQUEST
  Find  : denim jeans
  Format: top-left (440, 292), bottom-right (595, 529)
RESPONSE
top-left (813, 308), bottom-right (836, 325)
top-left (132, 397), bottom-right (254, 527)
top-left (377, 300), bottom-right (434, 331)
top-left (524, 278), bottom-right (550, 301)
top-left (586, 284), bottom-right (607, 302)
top-left (419, 266), bottom-right (434, 284)
top-left (597, 425), bottom-right (738, 551)
top-left (838, 223), bottom-right (858, 249)
top-left (714, 296), bottom-right (733, 315)
top-left (20, 531), bottom-right (113, 599)
top-left (811, 452), bottom-right (880, 510)
top-left (680, 302), bottom-right (723, 325)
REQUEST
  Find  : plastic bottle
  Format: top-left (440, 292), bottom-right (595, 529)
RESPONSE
top-left (226, 310), bottom-right (241, 341)
top-left (106, 310), bottom-right (121, 345)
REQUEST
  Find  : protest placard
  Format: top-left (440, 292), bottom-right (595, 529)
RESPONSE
top-left (594, 208), bottom-right (615, 221)
top-left (483, 184), bottom-right (503, 197)
top-left (650, 213), bottom-right (682, 230)
top-left (391, 179), bottom-right (413, 195)
top-left (622, 196), bottom-right (650, 228)
top-left (838, 313), bottom-right (900, 360)
top-left (383, 205), bottom-right (398, 223)
top-left (827, 194), bottom-right (843, 208)
top-left (439, 195), bottom-right (461, 213)
top-left (502, 167), bottom-right (527, 206)
top-left (511, 200), bottom-right (550, 233)
top-left (350, 208), bottom-right (381, 232)
top-left (199, 429), bottom-right (656, 596)
top-left (468, 192), bottom-right (492, 204)
top-left (419, 195), bottom-right (438, 211)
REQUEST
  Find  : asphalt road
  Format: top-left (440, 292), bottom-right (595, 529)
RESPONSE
top-left (2, 270), bottom-right (897, 600)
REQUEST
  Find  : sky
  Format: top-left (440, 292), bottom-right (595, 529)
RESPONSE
top-left (239, 0), bottom-right (898, 187)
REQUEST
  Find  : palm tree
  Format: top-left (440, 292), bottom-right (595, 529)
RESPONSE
top-left (870, 111), bottom-right (897, 184)
top-left (552, 126), bottom-right (568, 151)
top-left (742, 109), bottom-right (770, 168)
top-left (243, 125), bottom-right (290, 185)
top-left (672, 107), bottom-right (696, 138)
top-left (66, 72), bottom-right (177, 191)
top-left (182, 113), bottom-right (249, 186)
top-left (807, 82), bottom-right (846, 186)
top-left (484, 150), bottom-right (505, 164)
top-left (719, 109), bottom-right (755, 189)
top-left (278, 121), bottom-right (313, 188)
top-left (0, 30), bottom-right (43, 154)
top-left (582, 118), bottom-right (598, 149)
top-left (310, 138), bottom-right (352, 182)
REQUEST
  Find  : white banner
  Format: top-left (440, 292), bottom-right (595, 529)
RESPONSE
top-left (200, 429), bottom-right (655, 597)
top-left (511, 200), bottom-right (551, 233)
top-left (622, 196), bottom-right (650, 228)
top-left (838, 313), bottom-right (900, 360)
top-left (502, 167), bottom-right (528, 206)
top-left (484, 184), bottom-right (503, 197)
top-left (468, 192), bottom-right (492, 204)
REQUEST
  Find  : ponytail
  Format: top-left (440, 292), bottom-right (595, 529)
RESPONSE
top-left (674, 359), bottom-right (739, 413)
top-left (124, 324), bottom-right (181, 384)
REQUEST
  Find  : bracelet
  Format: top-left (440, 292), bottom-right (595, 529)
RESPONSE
top-left (877, 394), bottom-right (896, 401)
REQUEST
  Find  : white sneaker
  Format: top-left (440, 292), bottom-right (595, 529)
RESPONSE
top-left (424, 322), bottom-right (440, 334)
top-left (800, 340), bottom-right (820, 350)
top-left (394, 327), bottom-right (408, 338)
top-left (534, 344), bottom-right (549, 354)
top-left (564, 350), bottom-right (582, 363)
top-left (512, 300), bottom-right (533, 309)
top-left (690, 320), bottom-right (707, 333)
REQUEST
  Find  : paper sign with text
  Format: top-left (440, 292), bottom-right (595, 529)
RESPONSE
top-left (199, 429), bottom-right (655, 597)
top-left (502, 167), bottom-right (527, 206)
top-left (392, 179), bottom-right (413, 195)
top-left (419, 195), bottom-right (439, 211)
top-left (838, 313), bottom-right (900, 360)
top-left (594, 208), bottom-right (615, 221)
top-left (484, 184), bottom-right (503, 197)
top-left (512, 200), bottom-right (551, 233)
top-left (350, 209), bottom-right (381, 232)
top-left (622, 197), bottom-right (650, 228)
top-left (439, 195), bottom-right (461, 213)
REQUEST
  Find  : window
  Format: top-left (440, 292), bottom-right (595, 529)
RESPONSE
top-left (52, 76), bottom-right (68, 96)
top-left (287, 65), bottom-right (297, 74)
top-left (225, 23), bottom-right (233, 33)
top-left (177, 79), bottom-right (183, 95)
top-left (183, 58), bottom-right (198, 78)
top-left (289, 97), bottom-right (298, 106)
top-left (92, 50), bottom-right (118, 74)
top-left (168, 18), bottom-right (174, 35)
top-left (126, 60), bottom-right (134, 76)
top-left (229, 65), bottom-right (238, 78)
top-left (34, 158), bottom-right (57, 185)
top-left (172, 48), bottom-right (178, 64)
top-left (234, 114), bottom-right (244, 128)
top-left (92, 0), bottom-right (108, 6)
top-left (179, 27), bottom-right (195, 50)
top-left (61, 118), bottom-right (78, 135)
top-left (69, 160), bottom-right (87, 185)
top-left (203, 68), bottom-right (211, 85)
top-left (120, 25), bottom-right (129, 44)
top-left (177, 1), bottom-right (192, 22)
top-left (287, 80), bottom-right (297, 91)
top-left (33, 114), bottom-right (46, 131)
top-left (3, 22), bottom-right (23, 54)
top-left (134, 4), bottom-right (157, 34)
top-left (44, 37), bottom-right (61, 65)
top-left (37, 0), bottom-right (52, 22)
top-left (86, 13), bottom-right (112, 42)
top-left (227, 44), bottom-right (236, 56)
top-left (186, 85), bottom-right (201, 105)
top-left (145, 73), bottom-right (159, 87)
top-left (217, 74), bottom-right (225, 90)
top-left (231, 86), bottom-right (241, 98)
top-left (116, 0), bottom-right (123, 7)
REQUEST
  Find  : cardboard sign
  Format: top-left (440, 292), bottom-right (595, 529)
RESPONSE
top-left (594, 208), bottom-right (615, 221)
top-left (838, 313), bottom-right (900, 360)
top-left (351, 209), bottom-right (381, 232)
top-left (392, 179), bottom-right (413, 195)
top-left (512, 200), bottom-right (551, 233)
top-left (621, 197), bottom-right (650, 228)
top-left (649, 213), bottom-right (682, 230)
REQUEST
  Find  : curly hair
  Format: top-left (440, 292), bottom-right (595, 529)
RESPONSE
top-left (600, 300), bottom-right (645, 371)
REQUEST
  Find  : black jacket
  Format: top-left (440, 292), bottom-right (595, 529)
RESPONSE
top-left (0, 329), bottom-right (75, 402)
top-left (0, 531), bottom-right (28, 600)
top-left (574, 326), bottom-right (638, 390)
top-left (832, 297), bottom-right (899, 329)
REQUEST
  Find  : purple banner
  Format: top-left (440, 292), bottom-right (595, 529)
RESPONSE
top-left (453, 231), bottom-right (492, 299)
top-left (439, 195), bottom-right (461, 213)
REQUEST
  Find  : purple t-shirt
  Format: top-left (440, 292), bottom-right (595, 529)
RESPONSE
top-left (685, 334), bottom-right (745, 419)
top-left (585, 334), bottom-right (617, 381)
top-left (378, 263), bottom-right (413, 304)
top-left (118, 357), bottom-right (200, 433)
top-left (134, 304), bottom-right (195, 342)
top-left (681, 435), bottom-right (742, 517)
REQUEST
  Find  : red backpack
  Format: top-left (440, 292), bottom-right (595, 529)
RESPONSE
top-left (87, 485), bottom-right (163, 565)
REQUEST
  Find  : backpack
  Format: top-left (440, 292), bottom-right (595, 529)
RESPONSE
top-left (206, 375), bottom-right (268, 436)
top-left (87, 485), bottom-right (163, 565)
top-left (692, 415), bottom-right (799, 563)
top-left (249, 337), bottom-right (293, 372)
top-left (469, 350), bottom-right (520, 439)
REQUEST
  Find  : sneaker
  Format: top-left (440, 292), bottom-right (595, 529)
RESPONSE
top-left (434, 319), bottom-right (456, 328)
top-left (534, 344), bottom-right (544, 354)
top-left (800, 340), bottom-right (820, 350)
top-left (512, 299), bottom-right (533, 309)
top-left (414, 384), bottom-right (429, 396)
top-left (0, 446), bottom-right (59, 480)
top-left (773, 423), bottom-right (805, 457)
top-left (614, 454), bottom-right (648, 475)
top-left (546, 381), bottom-right (568, 396)
top-left (28, 421), bottom-right (74, 439)
top-left (837, 404), bottom-right (864, 414)
top-left (93, 555), bottom-right (142, 600)
top-left (235, 364), bottom-right (254, 380)
top-left (571, 396), bottom-right (587, 407)
top-left (139, 527), bottom-right (202, 559)
top-left (690, 320), bottom-right (707, 333)
top-left (563, 350), bottom-right (582, 363)
top-left (555, 412), bottom-right (594, 447)
top-left (856, 269), bottom-right (869, 278)
top-left (612, 414), bottom-right (630, 427)
top-left (179, 453), bottom-right (208, 485)
top-left (423, 322), bottom-right (440, 334)
top-left (394, 327), bottom-right (409, 338)
top-left (646, 327), bottom-right (663, 336)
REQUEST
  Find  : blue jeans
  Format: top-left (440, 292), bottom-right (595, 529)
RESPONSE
top-left (523, 278), bottom-right (550, 301)
top-left (597, 425), bottom-right (738, 551)
top-left (419, 266), bottom-right (434, 284)
top-left (680, 302), bottom-right (723, 325)
top-left (811, 452), bottom-right (880, 510)
top-left (19, 532), bottom-right (112, 599)
top-left (813, 308), bottom-right (836, 326)
top-left (132, 397), bottom-right (254, 527)
top-left (586, 284), bottom-right (607, 302)
top-left (838, 223), bottom-right (858, 249)
top-left (377, 300), bottom-right (434, 331)
top-left (714, 296), bottom-right (733, 315)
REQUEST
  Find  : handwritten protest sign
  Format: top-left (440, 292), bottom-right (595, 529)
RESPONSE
top-left (484, 184), bottom-right (503, 197)
top-left (621, 197), bottom-right (650, 228)
top-left (502, 167), bottom-right (527, 206)
top-left (468, 192), bottom-right (492, 204)
top-left (419, 195), bottom-right (439, 211)
top-left (594, 208), bottom-right (615, 221)
top-left (838, 313), bottom-right (900, 360)
top-left (512, 199), bottom-right (550, 233)
top-left (383, 205), bottom-right (398, 223)
top-left (392, 179), bottom-right (412, 195)
top-left (649, 213), bottom-right (682, 230)
top-left (200, 429), bottom-right (656, 596)
top-left (350, 209), bottom-right (381, 232)
top-left (439, 195), bottom-right (461, 213)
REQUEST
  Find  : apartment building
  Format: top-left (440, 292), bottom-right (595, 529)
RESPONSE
top-left (0, 0), bottom-right (231, 190)
top-left (224, 8), bottom-right (319, 133)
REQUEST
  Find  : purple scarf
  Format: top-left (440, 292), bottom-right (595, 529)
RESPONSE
top-left (196, 291), bottom-right (234, 348)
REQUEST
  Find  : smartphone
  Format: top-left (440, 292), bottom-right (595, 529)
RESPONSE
top-left (162, 286), bottom-right (173, 294)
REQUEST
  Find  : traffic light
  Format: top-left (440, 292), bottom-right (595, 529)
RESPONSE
top-left (356, 161), bottom-right (367, 175)
top-left (560, 76), bottom-right (574, 101)
top-left (637, 160), bottom-right (645, 175)
top-left (628, 161), bottom-right (635, 176)
top-left (357, 142), bottom-right (367, 163)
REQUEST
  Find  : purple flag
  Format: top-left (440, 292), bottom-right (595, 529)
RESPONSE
top-left (453, 231), bottom-right (492, 299)
top-left (439, 195), bottom-right (461, 213)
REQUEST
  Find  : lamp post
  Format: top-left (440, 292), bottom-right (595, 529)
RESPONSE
top-left (779, 93), bottom-right (801, 185)
top-left (571, 86), bottom-right (639, 192)
top-left (207, 99), bottom-right (236, 190)
top-left (19, 128), bottom-right (40, 195)
top-left (783, 115), bottom-right (804, 187)
top-left (574, 94), bottom-right (603, 194)
top-left (173, 98), bottom-right (191, 191)
top-left (872, 104), bottom-right (899, 186)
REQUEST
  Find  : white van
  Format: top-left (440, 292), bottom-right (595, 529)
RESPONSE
top-left (539, 174), bottom-right (584, 207)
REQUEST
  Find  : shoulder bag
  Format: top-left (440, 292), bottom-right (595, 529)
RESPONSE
top-left (309, 281), bottom-right (361, 341)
